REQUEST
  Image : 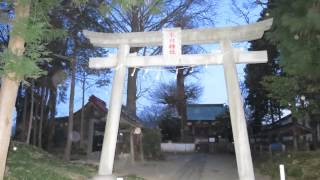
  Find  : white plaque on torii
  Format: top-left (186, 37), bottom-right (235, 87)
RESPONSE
top-left (84, 18), bottom-right (273, 180)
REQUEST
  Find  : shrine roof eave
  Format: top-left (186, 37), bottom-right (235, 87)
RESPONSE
top-left (83, 19), bottom-right (273, 48)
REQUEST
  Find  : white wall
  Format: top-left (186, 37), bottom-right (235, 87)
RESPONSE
top-left (161, 143), bottom-right (195, 153)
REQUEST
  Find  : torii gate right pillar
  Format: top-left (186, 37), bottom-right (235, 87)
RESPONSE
top-left (221, 40), bottom-right (254, 180)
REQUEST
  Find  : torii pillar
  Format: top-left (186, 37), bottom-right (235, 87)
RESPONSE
top-left (84, 19), bottom-right (273, 180)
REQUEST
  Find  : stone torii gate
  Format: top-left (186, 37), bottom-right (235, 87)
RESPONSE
top-left (84, 19), bottom-right (273, 180)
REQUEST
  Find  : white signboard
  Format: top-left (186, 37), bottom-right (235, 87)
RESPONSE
top-left (209, 137), bottom-right (215, 143)
top-left (162, 28), bottom-right (181, 57)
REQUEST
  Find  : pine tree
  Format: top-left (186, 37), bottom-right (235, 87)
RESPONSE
top-left (244, 8), bottom-right (282, 135)
top-left (269, 2), bottom-right (320, 105)
top-left (0, 0), bottom-right (105, 176)
top-left (264, 0), bottom-right (320, 146)
top-left (245, 36), bottom-right (281, 128)
top-left (47, 0), bottom-right (112, 160)
top-left (265, 0), bottom-right (320, 107)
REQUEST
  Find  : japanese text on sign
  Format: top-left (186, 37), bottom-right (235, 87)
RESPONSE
top-left (162, 28), bottom-right (181, 56)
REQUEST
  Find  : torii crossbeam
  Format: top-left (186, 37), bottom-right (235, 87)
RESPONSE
top-left (84, 19), bottom-right (273, 180)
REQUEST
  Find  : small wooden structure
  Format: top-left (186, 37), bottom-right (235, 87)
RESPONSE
top-left (54, 95), bottom-right (144, 162)
top-left (253, 114), bottom-right (313, 151)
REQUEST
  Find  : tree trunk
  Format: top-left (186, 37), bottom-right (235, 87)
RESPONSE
top-left (126, 48), bottom-right (139, 115)
top-left (270, 101), bottom-right (275, 123)
top-left (139, 134), bottom-right (144, 162)
top-left (20, 90), bottom-right (28, 140)
top-left (0, 2), bottom-right (30, 178)
top-left (176, 68), bottom-right (187, 142)
top-left (80, 74), bottom-right (86, 148)
top-left (64, 59), bottom-right (76, 161)
top-left (26, 80), bottom-right (35, 144)
top-left (126, 8), bottom-right (140, 115)
top-left (46, 88), bottom-right (57, 150)
top-left (42, 89), bottom-right (50, 148)
top-left (310, 117), bottom-right (318, 150)
top-left (38, 87), bottom-right (47, 148)
top-left (277, 105), bottom-right (281, 121)
top-left (13, 85), bottom-right (23, 140)
top-left (317, 121), bottom-right (320, 145)
top-left (127, 68), bottom-right (138, 115)
top-left (33, 99), bottom-right (40, 145)
top-left (130, 130), bottom-right (135, 164)
top-left (0, 78), bottom-right (20, 178)
top-left (87, 118), bottom-right (94, 155)
top-left (293, 129), bottom-right (299, 151)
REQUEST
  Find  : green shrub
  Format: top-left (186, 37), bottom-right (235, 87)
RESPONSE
top-left (142, 128), bottom-right (163, 160)
top-left (256, 151), bottom-right (320, 180)
top-left (124, 174), bottom-right (145, 180)
top-left (287, 166), bottom-right (303, 178)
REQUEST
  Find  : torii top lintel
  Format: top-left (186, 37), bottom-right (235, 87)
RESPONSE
top-left (83, 19), bottom-right (273, 48)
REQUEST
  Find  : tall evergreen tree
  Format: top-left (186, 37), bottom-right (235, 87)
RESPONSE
top-left (0, 0), bottom-right (116, 175)
top-left (264, 0), bottom-right (320, 146)
top-left (244, 8), bottom-right (282, 134)
top-left (265, 0), bottom-right (320, 108)
top-left (47, 0), bottom-right (114, 159)
top-left (0, 0), bottom-right (65, 177)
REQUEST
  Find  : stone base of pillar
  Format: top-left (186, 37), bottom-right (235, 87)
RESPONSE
top-left (91, 175), bottom-right (117, 180)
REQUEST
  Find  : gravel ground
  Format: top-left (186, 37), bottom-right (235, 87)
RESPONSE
top-left (114, 153), bottom-right (271, 180)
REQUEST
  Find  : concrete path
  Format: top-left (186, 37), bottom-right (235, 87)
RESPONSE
top-left (114, 153), bottom-right (270, 180)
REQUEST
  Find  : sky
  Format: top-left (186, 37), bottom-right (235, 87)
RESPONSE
top-left (56, 0), bottom-right (264, 117)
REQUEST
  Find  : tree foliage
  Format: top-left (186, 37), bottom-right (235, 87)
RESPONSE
top-left (212, 106), bottom-right (232, 141)
top-left (0, 0), bottom-right (65, 80)
top-left (150, 80), bottom-right (202, 142)
top-left (244, 9), bottom-right (282, 128)
top-left (150, 81), bottom-right (202, 108)
top-left (99, 0), bottom-right (217, 115)
top-left (158, 110), bottom-right (181, 142)
top-left (263, 0), bottom-right (320, 115)
top-left (142, 128), bottom-right (162, 160)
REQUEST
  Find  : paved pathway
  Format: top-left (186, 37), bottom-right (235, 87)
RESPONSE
top-left (114, 153), bottom-right (270, 180)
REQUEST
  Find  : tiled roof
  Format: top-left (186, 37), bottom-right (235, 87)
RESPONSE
top-left (89, 95), bottom-right (142, 127)
top-left (56, 95), bottom-right (142, 127)
top-left (89, 95), bottom-right (107, 113)
top-left (187, 104), bottom-right (226, 121)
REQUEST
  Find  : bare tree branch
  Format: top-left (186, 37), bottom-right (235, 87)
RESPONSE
top-left (230, 0), bottom-right (266, 25)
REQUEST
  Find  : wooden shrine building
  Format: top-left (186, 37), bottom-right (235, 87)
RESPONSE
top-left (54, 95), bottom-right (144, 162)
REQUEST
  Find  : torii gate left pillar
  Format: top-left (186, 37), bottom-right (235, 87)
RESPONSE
top-left (84, 19), bottom-right (272, 180)
top-left (93, 45), bottom-right (129, 180)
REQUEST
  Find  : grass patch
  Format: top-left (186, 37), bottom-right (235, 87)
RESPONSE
top-left (124, 174), bottom-right (145, 180)
top-left (256, 151), bottom-right (320, 180)
top-left (5, 142), bottom-right (97, 180)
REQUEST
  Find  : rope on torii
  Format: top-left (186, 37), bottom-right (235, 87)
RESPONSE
top-left (84, 18), bottom-right (273, 180)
